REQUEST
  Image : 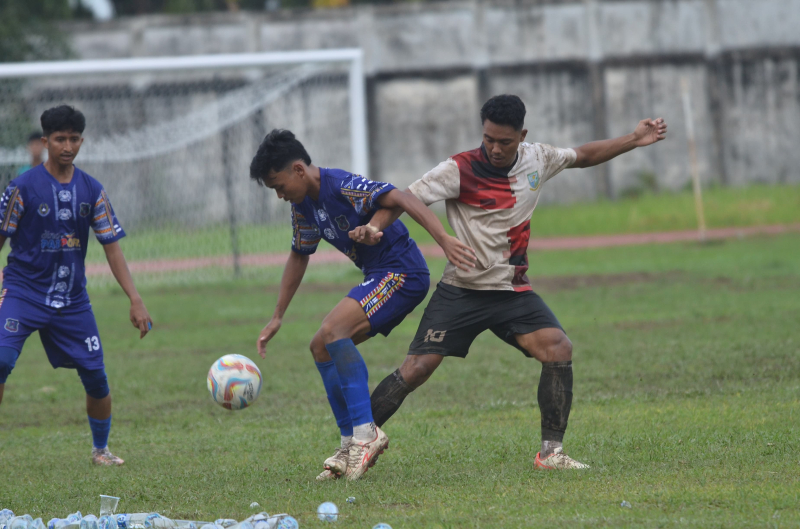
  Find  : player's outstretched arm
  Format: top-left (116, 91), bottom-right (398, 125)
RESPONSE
top-left (257, 251), bottom-right (309, 359)
top-left (572, 118), bottom-right (667, 168)
top-left (379, 189), bottom-right (476, 271)
top-left (348, 205), bottom-right (402, 246)
top-left (103, 241), bottom-right (153, 339)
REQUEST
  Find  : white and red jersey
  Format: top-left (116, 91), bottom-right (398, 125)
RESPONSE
top-left (407, 142), bottom-right (576, 292)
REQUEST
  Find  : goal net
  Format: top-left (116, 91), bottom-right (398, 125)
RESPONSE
top-left (0, 50), bottom-right (368, 285)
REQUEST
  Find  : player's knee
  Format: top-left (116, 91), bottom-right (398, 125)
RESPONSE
top-left (547, 334), bottom-right (572, 362)
top-left (309, 332), bottom-right (330, 362)
top-left (77, 367), bottom-right (110, 400)
top-left (0, 347), bottom-right (20, 384)
top-left (401, 354), bottom-right (440, 388)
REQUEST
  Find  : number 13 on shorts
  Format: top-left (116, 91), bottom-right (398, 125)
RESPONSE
top-left (85, 336), bottom-right (100, 351)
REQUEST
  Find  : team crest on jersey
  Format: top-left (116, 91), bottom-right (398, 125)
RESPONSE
top-left (80, 203), bottom-right (91, 217)
top-left (527, 171), bottom-right (541, 191)
top-left (4, 318), bottom-right (19, 333)
top-left (38, 203), bottom-right (50, 216)
top-left (335, 215), bottom-right (350, 231)
top-left (58, 190), bottom-right (72, 202)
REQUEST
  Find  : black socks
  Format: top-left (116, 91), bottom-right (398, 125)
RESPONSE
top-left (370, 369), bottom-right (414, 427)
top-left (538, 361), bottom-right (573, 443)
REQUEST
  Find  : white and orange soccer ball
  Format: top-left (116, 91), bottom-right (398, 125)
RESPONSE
top-left (207, 354), bottom-right (263, 410)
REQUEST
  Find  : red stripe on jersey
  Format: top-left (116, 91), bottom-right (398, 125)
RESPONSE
top-left (508, 220), bottom-right (532, 292)
top-left (453, 147), bottom-right (516, 210)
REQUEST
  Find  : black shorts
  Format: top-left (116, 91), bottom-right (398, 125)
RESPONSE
top-left (408, 282), bottom-right (564, 358)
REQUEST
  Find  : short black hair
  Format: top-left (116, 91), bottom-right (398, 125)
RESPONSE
top-left (249, 129), bottom-right (312, 185)
top-left (27, 131), bottom-right (42, 143)
top-left (40, 105), bottom-right (86, 137)
top-left (480, 94), bottom-right (526, 131)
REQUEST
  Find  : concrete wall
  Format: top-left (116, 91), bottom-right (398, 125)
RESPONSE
top-left (63, 0), bottom-right (800, 203)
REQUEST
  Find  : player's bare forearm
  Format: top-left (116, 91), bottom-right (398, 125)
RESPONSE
top-left (103, 241), bottom-right (142, 303)
top-left (377, 189), bottom-right (449, 245)
top-left (368, 204), bottom-right (402, 233)
top-left (573, 118), bottom-right (667, 168)
top-left (103, 241), bottom-right (153, 338)
top-left (272, 251), bottom-right (309, 320)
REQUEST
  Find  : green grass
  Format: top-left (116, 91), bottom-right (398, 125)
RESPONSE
top-left (2, 232), bottom-right (799, 527)
top-left (52, 182), bottom-right (800, 265)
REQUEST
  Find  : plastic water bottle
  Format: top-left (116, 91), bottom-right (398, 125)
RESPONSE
top-left (80, 515), bottom-right (99, 529)
top-left (9, 517), bottom-right (30, 529)
top-left (316, 502), bottom-right (338, 522)
top-left (98, 516), bottom-right (118, 529)
top-left (273, 518), bottom-right (297, 529)
top-left (213, 521), bottom-right (235, 528)
top-left (0, 511), bottom-right (15, 529)
top-left (31, 519), bottom-right (46, 529)
top-left (372, 524), bottom-right (393, 529)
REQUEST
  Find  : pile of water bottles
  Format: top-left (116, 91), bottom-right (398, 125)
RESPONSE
top-left (0, 497), bottom-right (299, 529)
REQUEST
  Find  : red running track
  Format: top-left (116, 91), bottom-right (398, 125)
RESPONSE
top-left (78, 223), bottom-right (800, 277)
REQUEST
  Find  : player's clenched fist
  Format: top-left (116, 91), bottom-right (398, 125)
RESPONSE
top-left (349, 223), bottom-right (383, 246)
top-left (257, 318), bottom-right (282, 358)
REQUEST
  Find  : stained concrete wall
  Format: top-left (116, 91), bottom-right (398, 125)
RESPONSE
top-left (62, 0), bottom-right (800, 203)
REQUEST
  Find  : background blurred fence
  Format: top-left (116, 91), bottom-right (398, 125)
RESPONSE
top-left (0, 52), bottom-right (366, 281)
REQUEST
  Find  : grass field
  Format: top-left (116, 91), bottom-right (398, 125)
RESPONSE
top-left (64, 182), bottom-right (800, 265)
top-left (2, 229), bottom-right (799, 528)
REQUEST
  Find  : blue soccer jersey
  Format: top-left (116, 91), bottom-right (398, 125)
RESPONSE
top-left (291, 168), bottom-right (428, 276)
top-left (0, 165), bottom-right (125, 312)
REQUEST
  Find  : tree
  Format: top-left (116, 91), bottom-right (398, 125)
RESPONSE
top-left (0, 0), bottom-right (89, 63)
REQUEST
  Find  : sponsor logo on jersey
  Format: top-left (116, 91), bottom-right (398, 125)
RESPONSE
top-left (335, 215), bottom-right (350, 231)
top-left (317, 209), bottom-right (328, 221)
top-left (58, 208), bottom-right (72, 220)
top-left (38, 203), bottom-right (50, 216)
top-left (50, 300), bottom-right (65, 309)
top-left (324, 228), bottom-right (335, 240)
top-left (4, 318), bottom-right (19, 332)
top-left (360, 278), bottom-right (375, 287)
top-left (80, 203), bottom-right (91, 217)
top-left (58, 266), bottom-right (70, 278)
top-left (55, 282), bottom-right (68, 292)
top-left (527, 171), bottom-right (540, 191)
top-left (58, 190), bottom-right (72, 202)
top-left (41, 231), bottom-right (81, 252)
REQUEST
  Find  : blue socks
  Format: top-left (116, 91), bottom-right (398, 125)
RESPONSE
top-left (315, 360), bottom-right (353, 437)
top-left (325, 338), bottom-right (374, 428)
top-left (87, 415), bottom-right (111, 450)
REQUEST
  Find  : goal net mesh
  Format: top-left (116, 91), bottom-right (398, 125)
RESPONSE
top-left (0, 61), bottom-right (354, 285)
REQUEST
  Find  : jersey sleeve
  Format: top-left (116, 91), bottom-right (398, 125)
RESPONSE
top-left (0, 183), bottom-right (25, 237)
top-left (338, 175), bottom-right (396, 216)
top-left (407, 159), bottom-right (461, 205)
top-left (290, 205), bottom-right (321, 255)
top-left (537, 144), bottom-right (577, 183)
top-left (91, 187), bottom-right (126, 244)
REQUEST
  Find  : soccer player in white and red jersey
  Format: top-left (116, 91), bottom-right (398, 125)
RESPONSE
top-left (352, 94), bottom-right (667, 470)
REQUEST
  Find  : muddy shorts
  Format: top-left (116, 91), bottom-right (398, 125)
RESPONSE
top-left (408, 282), bottom-right (563, 358)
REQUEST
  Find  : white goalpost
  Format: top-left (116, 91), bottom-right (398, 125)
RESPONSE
top-left (0, 49), bottom-right (369, 281)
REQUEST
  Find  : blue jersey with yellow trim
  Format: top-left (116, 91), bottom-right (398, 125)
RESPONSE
top-left (291, 168), bottom-right (428, 276)
top-left (0, 165), bottom-right (125, 312)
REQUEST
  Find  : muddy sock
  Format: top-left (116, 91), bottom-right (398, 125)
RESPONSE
top-left (370, 369), bottom-right (414, 428)
top-left (538, 361), bottom-right (573, 456)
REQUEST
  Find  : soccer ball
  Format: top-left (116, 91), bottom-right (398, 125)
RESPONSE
top-left (207, 354), bottom-right (262, 410)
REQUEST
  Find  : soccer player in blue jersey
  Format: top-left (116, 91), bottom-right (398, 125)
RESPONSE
top-left (0, 105), bottom-right (153, 466)
top-left (250, 129), bottom-right (475, 481)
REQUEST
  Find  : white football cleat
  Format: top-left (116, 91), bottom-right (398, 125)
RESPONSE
top-left (316, 447), bottom-right (348, 481)
top-left (344, 426), bottom-right (389, 481)
top-left (92, 447), bottom-right (124, 466)
top-left (534, 447), bottom-right (589, 470)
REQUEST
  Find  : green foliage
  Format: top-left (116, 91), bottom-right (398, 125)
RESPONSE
top-left (2, 234), bottom-right (799, 526)
top-left (0, 0), bottom-right (76, 63)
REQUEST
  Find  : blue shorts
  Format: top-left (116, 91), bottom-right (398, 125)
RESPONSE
top-left (0, 291), bottom-right (104, 370)
top-left (347, 272), bottom-right (430, 337)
